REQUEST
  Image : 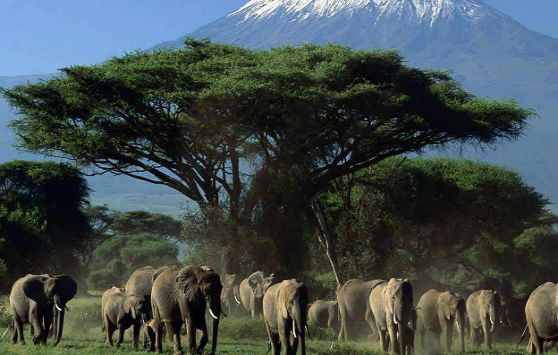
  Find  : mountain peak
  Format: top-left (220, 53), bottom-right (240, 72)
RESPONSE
top-left (228, 0), bottom-right (502, 26)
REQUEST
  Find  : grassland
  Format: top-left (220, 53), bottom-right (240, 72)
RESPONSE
top-left (0, 296), bottom-right (530, 355)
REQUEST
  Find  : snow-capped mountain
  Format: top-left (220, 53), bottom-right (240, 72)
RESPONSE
top-left (229, 0), bottom-right (499, 26)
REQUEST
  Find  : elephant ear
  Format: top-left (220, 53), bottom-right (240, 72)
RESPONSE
top-left (123, 296), bottom-right (138, 320)
top-left (248, 271), bottom-right (264, 289)
top-left (176, 266), bottom-right (202, 301)
top-left (277, 283), bottom-right (289, 320)
top-left (23, 275), bottom-right (50, 307)
top-left (221, 274), bottom-right (235, 290)
top-left (437, 293), bottom-right (452, 320)
top-left (53, 275), bottom-right (78, 303)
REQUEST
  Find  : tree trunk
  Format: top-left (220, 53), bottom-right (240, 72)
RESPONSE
top-left (310, 197), bottom-right (342, 286)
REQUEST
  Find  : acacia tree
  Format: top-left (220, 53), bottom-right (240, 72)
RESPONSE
top-left (2, 40), bottom-right (534, 279)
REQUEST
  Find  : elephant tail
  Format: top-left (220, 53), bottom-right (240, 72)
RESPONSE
top-left (515, 325), bottom-right (528, 349)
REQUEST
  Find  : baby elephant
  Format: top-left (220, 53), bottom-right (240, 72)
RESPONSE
top-left (101, 286), bottom-right (149, 349)
top-left (308, 300), bottom-right (339, 336)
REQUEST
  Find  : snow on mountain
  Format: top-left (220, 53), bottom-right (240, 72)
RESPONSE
top-left (229, 0), bottom-right (501, 27)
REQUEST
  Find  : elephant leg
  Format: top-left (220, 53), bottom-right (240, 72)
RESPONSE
top-left (481, 320), bottom-right (491, 350)
top-left (13, 315), bottom-right (25, 345)
top-left (165, 322), bottom-right (181, 355)
top-left (418, 326), bottom-right (425, 351)
top-left (366, 310), bottom-right (378, 343)
top-left (265, 321), bottom-right (281, 355)
top-left (337, 319), bottom-right (346, 341)
top-left (186, 318), bottom-right (197, 355)
top-left (278, 318), bottom-right (291, 355)
top-left (106, 322), bottom-right (116, 347)
top-left (378, 329), bottom-right (388, 352)
top-left (388, 324), bottom-right (398, 355)
top-left (116, 325), bottom-right (126, 348)
top-left (445, 320), bottom-right (453, 352)
top-left (132, 322), bottom-right (140, 349)
top-left (270, 333), bottom-right (281, 355)
top-left (30, 314), bottom-right (44, 345)
top-left (289, 330), bottom-right (299, 355)
top-left (195, 321), bottom-right (208, 354)
top-left (155, 323), bottom-right (164, 354)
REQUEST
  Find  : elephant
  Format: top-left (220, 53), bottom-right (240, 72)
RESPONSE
top-left (466, 289), bottom-right (501, 349)
top-left (151, 265), bottom-right (223, 355)
top-left (416, 289), bottom-right (466, 352)
top-left (369, 278), bottom-right (413, 355)
top-left (336, 278), bottom-right (385, 341)
top-left (308, 300), bottom-right (339, 336)
top-left (221, 274), bottom-right (243, 317)
top-left (459, 277), bottom-right (512, 327)
top-left (410, 276), bottom-right (448, 306)
top-left (263, 279), bottom-right (309, 355)
top-left (126, 266), bottom-right (156, 310)
top-left (126, 266), bottom-right (157, 347)
top-left (9, 274), bottom-right (77, 346)
top-left (101, 286), bottom-right (150, 349)
top-left (240, 271), bottom-right (278, 318)
top-left (523, 282), bottom-right (558, 354)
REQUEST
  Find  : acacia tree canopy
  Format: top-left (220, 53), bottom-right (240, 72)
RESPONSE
top-left (2, 39), bottom-right (535, 276)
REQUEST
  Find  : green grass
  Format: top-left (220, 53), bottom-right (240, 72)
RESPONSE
top-left (0, 296), bottom-right (531, 354)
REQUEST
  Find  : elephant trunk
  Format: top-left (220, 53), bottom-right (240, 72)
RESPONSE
top-left (489, 307), bottom-right (497, 333)
top-left (292, 303), bottom-right (307, 355)
top-left (398, 322), bottom-right (406, 355)
top-left (211, 317), bottom-right (219, 354)
top-left (54, 307), bottom-right (65, 346)
top-left (207, 296), bottom-right (221, 354)
top-left (457, 311), bottom-right (465, 353)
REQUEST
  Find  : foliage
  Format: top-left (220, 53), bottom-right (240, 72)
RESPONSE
top-left (87, 233), bottom-right (179, 290)
top-left (323, 157), bottom-right (550, 288)
top-left (2, 39), bottom-right (534, 276)
top-left (0, 160), bottom-right (90, 292)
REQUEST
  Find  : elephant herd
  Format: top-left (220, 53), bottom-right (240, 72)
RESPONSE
top-left (310, 276), bottom-right (551, 355)
top-left (6, 268), bottom-right (558, 355)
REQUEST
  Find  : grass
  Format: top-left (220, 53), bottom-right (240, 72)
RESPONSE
top-left (0, 296), bottom-right (531, 354)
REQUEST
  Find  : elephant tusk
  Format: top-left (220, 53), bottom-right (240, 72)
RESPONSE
top-left (234, 295), bottom-right (241, 305)
top-left (293, 320), bottom-right (297, 339)
top-left (208, 308), bottom-right (219, 320)
top-left (456, 320), bottom-right (461, 333)
top-left (55, 304), bottom-right (63, 312)
top-left (489, 315), bottom-right (495, 325)
top-left (500, 320), bottom-right (507, 327)
top-left (393, 313), bottom-right (399, 325)
top-left (1, 327), bottom-right (11, 339)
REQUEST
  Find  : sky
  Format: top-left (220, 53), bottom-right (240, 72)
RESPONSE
top-left (1, 0), bottom-right (557, 76)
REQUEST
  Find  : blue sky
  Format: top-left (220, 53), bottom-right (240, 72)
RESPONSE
top-left (1, 0), bottom-right (557, 76)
